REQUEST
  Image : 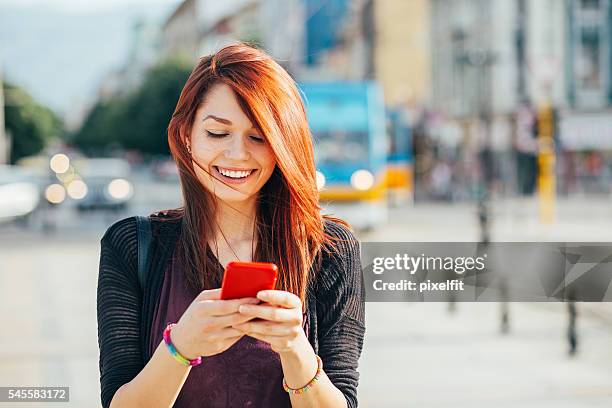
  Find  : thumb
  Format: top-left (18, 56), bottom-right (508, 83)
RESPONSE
top-left (196, 288), bottom-right (222, 301)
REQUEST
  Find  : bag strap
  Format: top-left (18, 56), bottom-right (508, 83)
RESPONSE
top-left (136, 215), bottom-right (152, 290)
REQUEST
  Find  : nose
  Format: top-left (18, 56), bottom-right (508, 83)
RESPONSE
top-left (224, 134), bottom-right (250, 161)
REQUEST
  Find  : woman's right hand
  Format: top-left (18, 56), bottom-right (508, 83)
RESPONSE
top-left (169, 288), bottom-right (260, 359)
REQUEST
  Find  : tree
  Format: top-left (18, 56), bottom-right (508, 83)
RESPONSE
top-left (71, 98), bottom-right (125, 155)
top-left (127, 57), bottom-right (193, 155)
top-left (73, 56), bottom-right (193, 156)
top-left (3, 81), bottom-right (63, 163)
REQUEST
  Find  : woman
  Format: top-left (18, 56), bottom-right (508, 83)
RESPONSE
top-left (97, 43), bottom-right (365, 408)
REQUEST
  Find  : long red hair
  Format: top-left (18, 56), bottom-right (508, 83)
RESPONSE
top-left (166, 42), bottom-right (346, 306)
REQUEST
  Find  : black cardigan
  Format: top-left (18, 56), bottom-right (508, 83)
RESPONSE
top-left (96, 210), bottom-right (366, 408)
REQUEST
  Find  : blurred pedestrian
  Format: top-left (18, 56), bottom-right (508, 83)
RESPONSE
top-left (514, 101), bottom-right (538, 195)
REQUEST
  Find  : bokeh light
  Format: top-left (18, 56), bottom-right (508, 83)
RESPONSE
top-left (49, 154), bottom-right (70, 174)
top-left (44, 183), bottom-right (66, 204)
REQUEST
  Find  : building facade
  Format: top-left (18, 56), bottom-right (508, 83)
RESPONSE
top-left (373, 0), bottom-right (431, 107)
top-left (430, 0), bottom-right (567, 117)
top-left (159, 0), bottom-right (200, 59)
top-left (566, 0), bottom-right (611, 110)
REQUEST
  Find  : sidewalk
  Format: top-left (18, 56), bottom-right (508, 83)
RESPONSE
top-left (361, 195), bottom-right (612, 242)
top-left (358, 302), bottom-right (612, 407)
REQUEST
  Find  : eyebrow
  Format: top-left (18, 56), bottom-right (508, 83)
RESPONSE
top-left (203, 114), bottom-right (258, 131)
top-left (203, 115), bottom-right (232, 125)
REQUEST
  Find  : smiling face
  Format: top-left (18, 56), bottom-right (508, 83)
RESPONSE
top-left (188, 82), bottom-right (277, 205)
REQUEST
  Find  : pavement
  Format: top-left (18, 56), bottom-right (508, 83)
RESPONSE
top-left (359, 302), bottom-right (612, 408)
top-left (0, 181), bottom-right (611, 407)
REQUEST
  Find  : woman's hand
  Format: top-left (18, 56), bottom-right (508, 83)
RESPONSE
top-left (232, 290), bottom-right (306, 354)
top-left (170, 288), bottom-right (261, 359)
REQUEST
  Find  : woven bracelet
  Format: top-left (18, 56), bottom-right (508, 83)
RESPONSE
top-left (163, 323), bottom-right (202, 367)
top-left (282, 354), bottom-right (323, 395)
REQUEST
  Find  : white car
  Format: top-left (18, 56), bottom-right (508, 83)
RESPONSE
top-left (0, 165), bottom-right (41, 223)
top-left (72, 158), bottom-right (134, 211)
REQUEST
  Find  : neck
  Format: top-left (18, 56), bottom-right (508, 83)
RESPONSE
top-left (213, 196), bottom-right (257, 244)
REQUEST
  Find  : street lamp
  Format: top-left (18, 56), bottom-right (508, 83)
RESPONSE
top-left (454, 29), bottom-right (511, 332)
top-left (455, 46), bottom-right (497, 244)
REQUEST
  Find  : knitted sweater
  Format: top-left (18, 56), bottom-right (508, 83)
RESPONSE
top-left (96, 210), bottom-right (366, 408)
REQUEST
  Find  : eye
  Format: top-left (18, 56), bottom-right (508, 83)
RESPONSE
top-left (250, 135), bottom-right (265, 143)
top-left (206, 131), bottom-right (228, 138)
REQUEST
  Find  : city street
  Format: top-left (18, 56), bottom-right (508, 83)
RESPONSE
top-left (2, 0), bottom-right (612, 406)
top-left (1, 175), bottom-right (611, 407)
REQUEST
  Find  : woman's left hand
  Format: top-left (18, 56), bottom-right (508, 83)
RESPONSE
top-left (232, 290), bottom-right (305, 354)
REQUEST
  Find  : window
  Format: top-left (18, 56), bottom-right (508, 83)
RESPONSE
top-left (581, 0), bottom-right (600, 9)
top-left (314, 130), bottom-right (369, 164)
top-left (577, 25), bottom-right (602, 89)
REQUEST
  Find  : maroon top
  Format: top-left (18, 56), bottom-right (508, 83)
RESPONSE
top-left (148, 244), bottom-right (309, 408)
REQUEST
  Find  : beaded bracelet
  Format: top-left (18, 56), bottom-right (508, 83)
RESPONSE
top-left (163, 323), bottom-right (202, 367)
top-left (282, 354), bottom-right (323, 395)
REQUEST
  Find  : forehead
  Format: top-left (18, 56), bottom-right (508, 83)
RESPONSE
top-left (198, 82), bottom-right (255, 129)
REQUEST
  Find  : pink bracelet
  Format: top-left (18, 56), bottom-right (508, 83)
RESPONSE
top-left (163, 323), bottom-right (202, 367)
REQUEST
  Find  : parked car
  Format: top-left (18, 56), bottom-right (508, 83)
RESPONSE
top-left (0, 165), bottom-right (41, 223)
top-left (72, 158), bottom-right (134, 211)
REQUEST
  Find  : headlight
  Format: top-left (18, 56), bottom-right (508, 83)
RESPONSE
top-left (316, 171), bottom-right (326, 190)
top-left (49, 153), bottom-right (70, 174)
top-left (67, 179), bottom-right (88, 200)
top-left (107, 178), bottom-right (133, 200)
top-left (45, 183), bottom-right (66, 204)
top-left (350, 169), bottom-right (374, 190)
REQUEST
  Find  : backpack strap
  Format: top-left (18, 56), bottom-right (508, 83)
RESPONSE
top-left (136, 215), bottom-right (152, 290)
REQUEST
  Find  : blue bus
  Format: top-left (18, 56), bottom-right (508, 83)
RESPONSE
top-left (298, 81), bottom-right (388, 230)
top-left (385, 107), bottom-right (414, 205)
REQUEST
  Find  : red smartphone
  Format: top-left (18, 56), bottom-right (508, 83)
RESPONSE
top-left (220, 261), bottom-right (279, 300)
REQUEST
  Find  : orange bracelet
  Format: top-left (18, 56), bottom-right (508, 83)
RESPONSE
top-left (282, 355), bottom-right (323, 395)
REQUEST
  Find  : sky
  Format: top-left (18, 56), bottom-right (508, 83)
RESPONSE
top-left (0, 0), bottom-right (182, 122)
top-left (0, 0), bottom-right (180, 13)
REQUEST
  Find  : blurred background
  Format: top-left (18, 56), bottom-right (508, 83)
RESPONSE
top-left (0, 0), bottom-right (611, 406)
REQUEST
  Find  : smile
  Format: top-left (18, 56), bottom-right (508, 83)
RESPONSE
top-left (213, 166), bottom-right (257, 183)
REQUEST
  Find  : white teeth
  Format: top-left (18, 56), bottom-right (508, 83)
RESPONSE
top-left (217, 167), bottom-right (253, 179)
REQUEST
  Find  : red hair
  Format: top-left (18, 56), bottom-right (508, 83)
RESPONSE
top-left (166, 42), bottom-right (347, 305)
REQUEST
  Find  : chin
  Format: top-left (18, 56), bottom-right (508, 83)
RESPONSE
top-left (213, 189), bottom-right (257, 204)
